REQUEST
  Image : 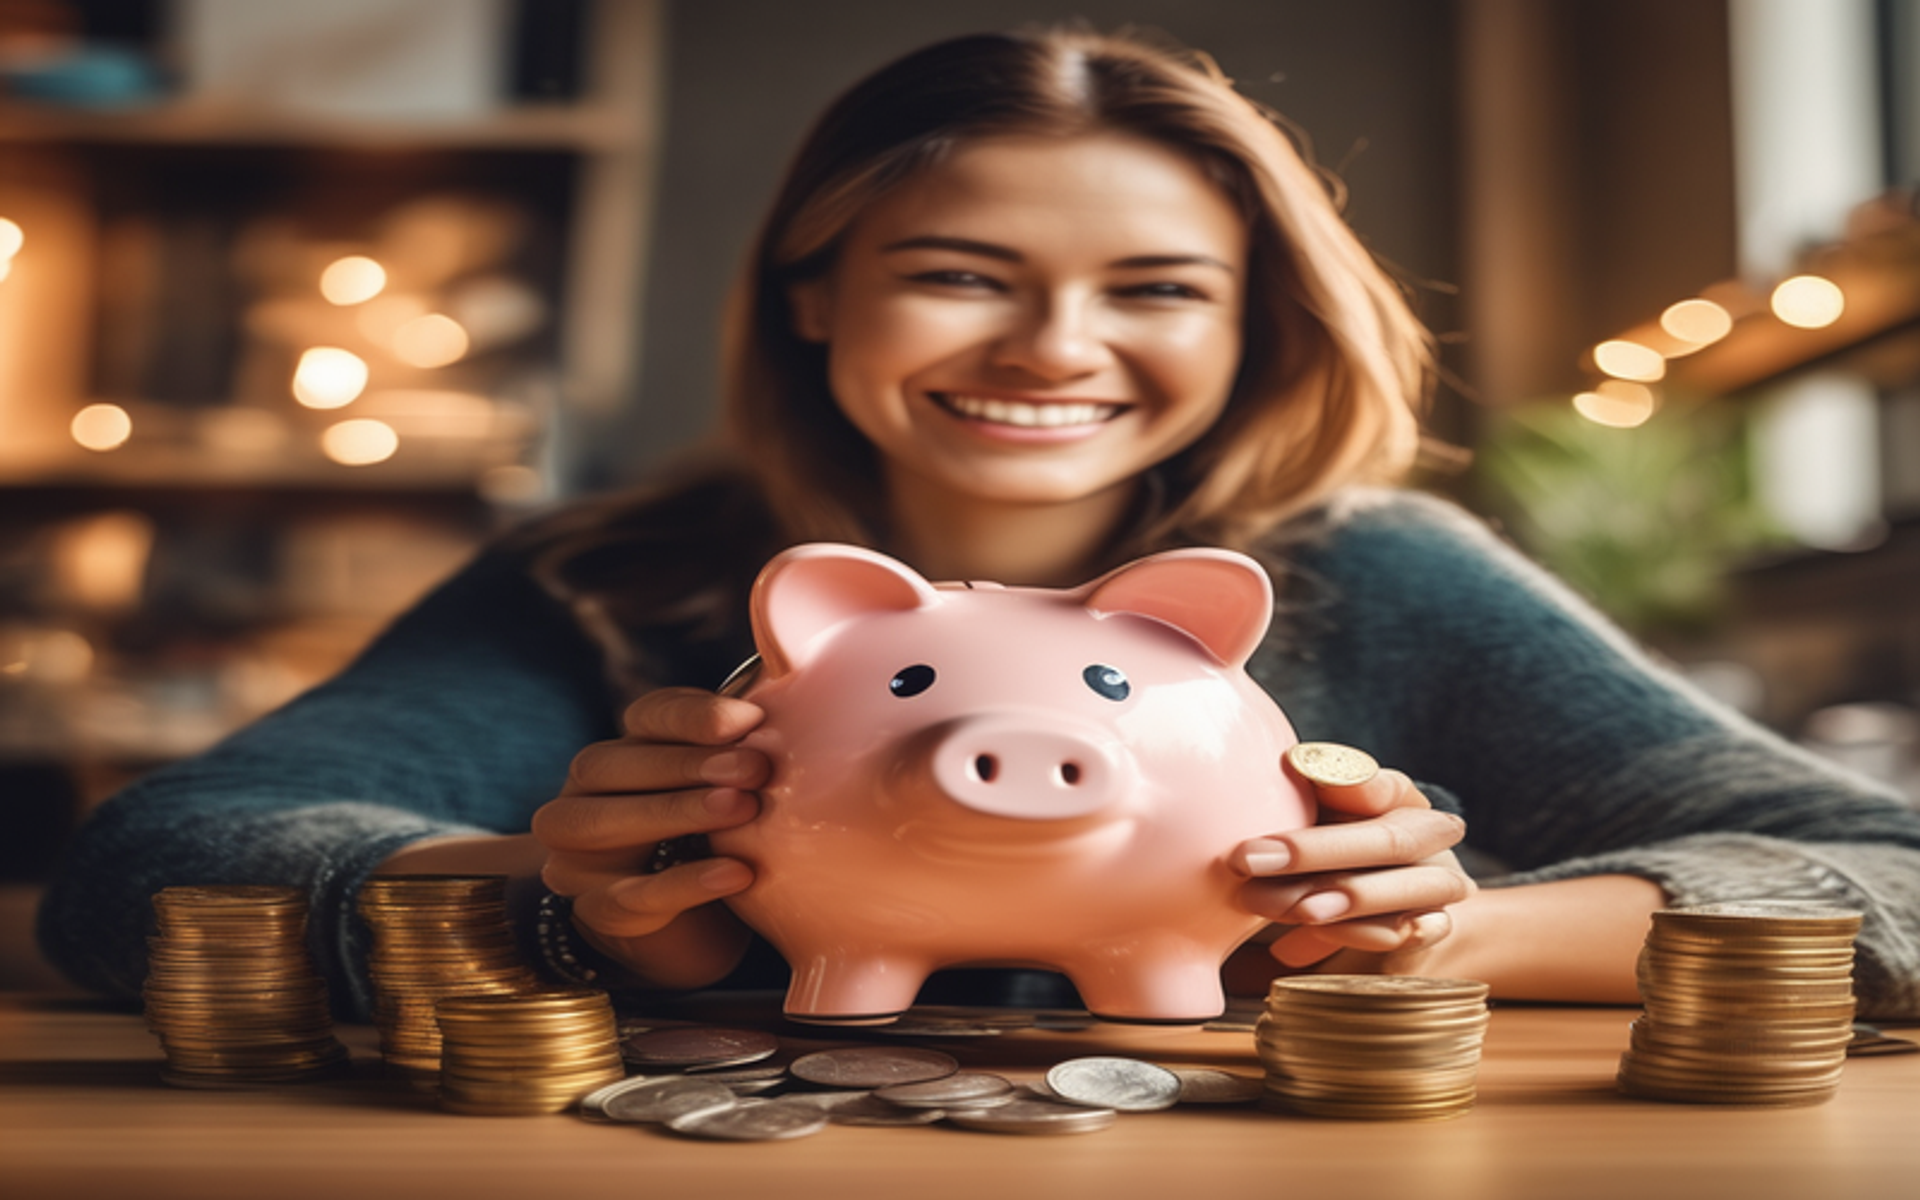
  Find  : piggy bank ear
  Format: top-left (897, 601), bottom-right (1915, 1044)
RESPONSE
top-left (751, 544), bottom-right (940, 677)
top-left (1081, 549), bottom-right (1273, 668)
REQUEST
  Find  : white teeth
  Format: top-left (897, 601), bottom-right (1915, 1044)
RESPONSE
top-left (940, 394), bottom-right (1117, 428)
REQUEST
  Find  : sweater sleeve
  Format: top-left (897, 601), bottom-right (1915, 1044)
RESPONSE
top-left (35, 548), bottom-right (617, 1019)
top-left (1283, 490), bottom-right (1920, 1018)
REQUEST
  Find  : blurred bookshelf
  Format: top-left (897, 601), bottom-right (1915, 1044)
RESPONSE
top-left (0, 1), bottom-right (663, 878)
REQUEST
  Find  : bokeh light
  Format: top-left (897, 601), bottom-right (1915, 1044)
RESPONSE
top-left (292, 347), bottom-right (370, 409)
top-left (70, 403), bottom-right (133, 451)
top-left (1659, 298), bottom-right (1734, 347)
top-left (1572, 380), bottom-right (1658, 428)
top-left (319, 255), bottom-right (387, 305)
top-left (1591, 340), bottom-right (1666, 382)
top-left (0, 217), bottom-right (22, 259)
top-left (1771, 275), bottom-right (1845, 329)
top-left (321, 418), bottom-right (399, 465)
top-left (392, 314), bottom-right (471, 368)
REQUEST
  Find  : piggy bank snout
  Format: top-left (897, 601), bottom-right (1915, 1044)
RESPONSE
top-left (924, 714), bottom-right (1128, 820)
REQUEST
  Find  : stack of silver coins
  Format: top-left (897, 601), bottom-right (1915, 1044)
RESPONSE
top-left (1255, 976), bottom-right (1492, 1120)
top-left (357, 874), bottom-right (541, 1076)
top-left (436, 989), bottom-right (625, 1115)
top-left (1618, 902), bottom-right (1862, 1107)
top-left (143, 885), bottom-right (350, 1088)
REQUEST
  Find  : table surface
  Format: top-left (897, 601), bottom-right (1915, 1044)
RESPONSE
top-left (2, 995), bottom-right (1916, 1200)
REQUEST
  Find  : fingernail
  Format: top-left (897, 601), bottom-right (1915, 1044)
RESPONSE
top-left (698, 860), bottom-right (751, 892)
top-left (702, 788), bottom-right (754, 819)
top-left (699, 751), bottom-right (751, 785)
top-left (1237, 845), bottom-right (1292, 875)
top-left (1295, 891), bottom-right (1351, 922)
top-left (611, 883), bottom-right (651, 912)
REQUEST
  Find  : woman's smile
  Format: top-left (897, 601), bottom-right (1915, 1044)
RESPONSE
top-left (929, 391), bottom-right (1129, 440)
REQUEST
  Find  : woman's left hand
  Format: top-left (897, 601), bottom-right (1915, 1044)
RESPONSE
top-left (1230, 762), bottom-right (1475, 974)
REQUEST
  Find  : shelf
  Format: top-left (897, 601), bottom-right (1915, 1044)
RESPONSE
top-left (0, 98), bottom-right (647, 153)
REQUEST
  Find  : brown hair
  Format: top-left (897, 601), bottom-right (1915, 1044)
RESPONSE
top-left (525, 26), bottom-right (1434, 693)
top-left (727, 25), bottom-right (1433, 554)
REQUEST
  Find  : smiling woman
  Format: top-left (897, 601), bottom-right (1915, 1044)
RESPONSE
top-left (36, 26), bottom-right (1920, 1024)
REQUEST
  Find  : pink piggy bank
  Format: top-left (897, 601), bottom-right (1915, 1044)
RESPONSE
top-left (708, 543), bottom-right (1314, 1024)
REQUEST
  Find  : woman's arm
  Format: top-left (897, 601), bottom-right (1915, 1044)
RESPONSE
top-left (1258, 490), bottom-right (1920, 1016)
top-left (36, 549), bottom-right (617, 1018)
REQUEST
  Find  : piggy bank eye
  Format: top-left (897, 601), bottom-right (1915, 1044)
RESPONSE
top-left (1083, 664), bottom-right (1130, 701)
top-left (890, 664), bottom-right (936, 697)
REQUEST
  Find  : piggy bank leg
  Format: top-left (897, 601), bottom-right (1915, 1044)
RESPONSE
top-left (1067, 947), bottom-right (1227, 1024)
top-left (782, 949), bottom-right (931, 1025)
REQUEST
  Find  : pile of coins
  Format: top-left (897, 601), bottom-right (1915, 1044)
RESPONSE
top-left (1255, 976), bottom-right (1492, 1120)
top-left (357, 875), bottom-right (540, 1075)
top-left (436, 989), bottom-right (626, 1115)
top-left (577, 1025), bottom-right (1262, 1140)
top-left (1618, 901), bottom-right (1863, 1107)
top-left (143, 885), bottom-right (349, 1088)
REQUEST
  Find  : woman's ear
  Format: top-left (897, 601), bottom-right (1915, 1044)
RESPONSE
top-left (788, 279), bottom-right (833, 344)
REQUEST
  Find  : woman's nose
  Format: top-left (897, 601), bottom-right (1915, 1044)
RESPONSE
top-left (989, 296), bottom-right (1110, 380)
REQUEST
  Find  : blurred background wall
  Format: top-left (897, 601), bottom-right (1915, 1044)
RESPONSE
top-left (1, 0), bottom-right (1917, 989)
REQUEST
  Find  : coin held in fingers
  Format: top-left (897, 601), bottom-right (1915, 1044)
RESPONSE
top-left (1286, 742), bottom-right (1379, 788)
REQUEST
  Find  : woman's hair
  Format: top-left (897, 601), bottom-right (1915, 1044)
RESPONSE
top-left (524, 25), bottom-right (1436, 694)
top-left (728, 24), bottom-right (1433, 554)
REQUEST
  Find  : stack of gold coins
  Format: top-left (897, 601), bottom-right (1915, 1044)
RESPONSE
top-left (143, 885), bottom-right (350, 1088)
top-left (1618, 901), bottom-right (1862, 1107)
top-left (436, 989), bottom-right (626, 1115)
top-left (356, 875), bottom-right (541, 1075)
top-left (1255, 976), bottom-right (1492, 1120)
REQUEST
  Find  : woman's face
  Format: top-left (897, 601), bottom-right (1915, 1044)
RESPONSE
top-left (792, 131), bottom-right (1248, 519)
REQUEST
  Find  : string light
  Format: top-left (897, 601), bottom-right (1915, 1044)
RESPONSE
top-left (1771, 275), bottom-right (1845, 329)
top-left (71, 404), bottom-right (133, 451)
top-left (1572, 380), bottom-right (1658, 429)
top-left (321, 418), bottom-right (399, 465)
top-left (1659, 298), bottom-right (1734, 347)
top-left (319, 255), bottom-right (387, 305)
top-left (1592, 339), bottom-right (1666, 382)
top-left (292, 347), bottom-right (369, 409)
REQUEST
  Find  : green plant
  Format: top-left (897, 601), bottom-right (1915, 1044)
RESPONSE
top-left (1473, 399), bottom-right (1783, 637)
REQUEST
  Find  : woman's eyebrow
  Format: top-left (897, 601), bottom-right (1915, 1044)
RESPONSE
top-left (880, 237), bottom-right (1235, 276)
top-left (1111, 253), bottom-right (1237, 274)
top-left (881, 235), bottom-right (1021, 261)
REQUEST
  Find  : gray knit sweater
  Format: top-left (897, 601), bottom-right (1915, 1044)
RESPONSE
top-left (37, 488), bottom-right (1920, 1018)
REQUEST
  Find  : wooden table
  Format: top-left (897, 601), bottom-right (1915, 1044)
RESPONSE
top-left (2, 994), bottom-right (1916, 1200)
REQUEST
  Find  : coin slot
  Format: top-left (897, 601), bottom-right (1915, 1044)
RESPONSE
top-left (973, 754), bottom-right (998, 783)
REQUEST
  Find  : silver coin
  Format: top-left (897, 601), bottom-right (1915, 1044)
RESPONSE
top-left (826, 1094), bottom-right (949, 1126)
top-left (1046, 1057), bottom-right (1182, 1112)
top-left (790, 1045), bottom-right (959, 1089)
top-left (686, 1061), bottom-right (788, 1083)
top-left (1171, 1068), bottom-right (1264, 1105)
top-left (621, 1026), bottom-right (780, 1069)
top-left (724, 1076), bottom-right (787, 1096)
top-left (945, 1097), bottom-right (1117, 1135)
top-left (599, 1076), bottom-right (739, 1124)
top-left (668, 1098), bottom-right (827, 1141)
top-left (578, 1074), bottom-right (663, 1121)
top-left (874, 1071), bottom-right (1015, 1109)
top-left (779, 1089), bottom-right (873, 1111)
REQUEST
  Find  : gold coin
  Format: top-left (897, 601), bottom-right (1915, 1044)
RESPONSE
top-left (1284, 743), bottom-right (1380, 788)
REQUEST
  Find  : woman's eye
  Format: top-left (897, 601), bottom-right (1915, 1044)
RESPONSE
top-left (910, 270), bottom-right (1001, 290)
top-left (1118, 281), bottom-right (1208, 301)
top-left (890, 664), bottom-right (936, 697)
top-left (1083, 664), bottom-right (1130, 701)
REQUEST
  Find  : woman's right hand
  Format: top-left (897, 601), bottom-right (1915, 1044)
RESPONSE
top-left (531, 687), bottom-right (768, 989)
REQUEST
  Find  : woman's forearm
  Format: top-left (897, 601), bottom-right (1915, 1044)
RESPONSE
top-left (1433, 873), bottom-right (1667, 1003)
